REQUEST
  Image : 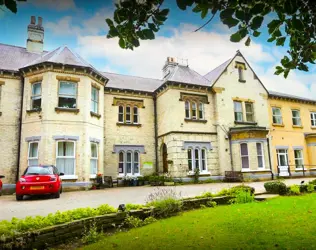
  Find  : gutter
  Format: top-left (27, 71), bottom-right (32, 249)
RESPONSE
top-left (16, 77), bottom-right (24, 182)
top-left (267, 137), bottom-right (274, 180)
top-left (153, 95), bottom-right (159, 173)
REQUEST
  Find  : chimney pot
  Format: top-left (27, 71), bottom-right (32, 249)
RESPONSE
top-left (38, 17), bottom-right (43, 27)
top-left (30, 16), bottom-right (36, 25)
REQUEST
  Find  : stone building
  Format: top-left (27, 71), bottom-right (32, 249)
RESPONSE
top-left (1, 16), bottom-right (314, 187)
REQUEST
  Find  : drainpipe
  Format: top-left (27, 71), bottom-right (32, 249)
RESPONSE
top-left (267, 137), bottom-right (274, 180)
top-left (153, 95), bottom-right (159, 173)
top-left (16, 76), bottom-right (25, 182)
top-left (228, 133), bottom-right (234, 171)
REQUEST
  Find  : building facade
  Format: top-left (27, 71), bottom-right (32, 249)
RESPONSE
top-left (0, 16), bottom-right (315, 187)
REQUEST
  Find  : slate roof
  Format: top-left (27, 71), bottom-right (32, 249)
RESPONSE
top-left (0, 43), bottom-right (45, 72)
top-left (101, 72), bottom-right (163, 92)
top-left (204, 58), bottom-right (232, 85)
top-left (269, 91), bottom-right (316, 103)
top-left (165, 65), bottom-right (210, 86)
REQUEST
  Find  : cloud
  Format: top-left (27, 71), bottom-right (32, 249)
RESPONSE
top-left (28, 0), bottom-right (76, 11)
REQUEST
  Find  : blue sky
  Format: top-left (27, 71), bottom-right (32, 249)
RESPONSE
top-left (0, 0), bottom-right (315, 98)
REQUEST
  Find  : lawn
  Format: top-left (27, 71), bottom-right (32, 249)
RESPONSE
top-left (83, 194), bottom-right (316, 250)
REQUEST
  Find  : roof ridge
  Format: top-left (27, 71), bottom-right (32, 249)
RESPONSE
top-left (204, 58), bottom-right (232, 77)
top-left (0, 43), bottom-right (26, 50)
top-left (102, 71), bottom-right (162, 81)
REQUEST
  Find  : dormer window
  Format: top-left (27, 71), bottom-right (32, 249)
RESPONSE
top-left (235, 62), bottom-right (246, 82)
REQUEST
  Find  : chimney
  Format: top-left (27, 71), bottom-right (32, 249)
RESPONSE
top-left (162, 57), bottom-right (178, 79)
top-left (26, 16), bottom-right (44, 53)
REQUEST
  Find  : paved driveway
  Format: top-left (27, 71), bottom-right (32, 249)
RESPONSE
top-left (0, 177), bottom-right (312, 221)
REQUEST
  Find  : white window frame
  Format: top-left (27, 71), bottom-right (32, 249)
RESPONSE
top-left (90, 142), bottom-right (98, 177)
top-left (201, 148), bottom-right (207, 171)
top-left (187, 147), bottom-right (208, 174)
top-left (91, 86), bottom-right (99, 113)
top-left (28, 142), bottom-right (39, 167)
top-left (118, 105), bottom-right (124, 123)
top-left (311, 112), bottom-right (316, 127)
top-left (294, 149), bottom-right (304, 170)
top-left (240, 143), bottom-right (249, 169)
top-left (272, 107), bottom-right (283, 125)
top-left (245, 102), bottom-right (254, 122)
top-left (191, 102), bottom-right (197, 120)
top-left (56, 140), bottom-right (76, 179)
top-left (31, 82), bottom-right (42, 110)
top-left (118, 151), bottom-right (125, 174)
top-left (187, 148), bottom-right (193, 171)
top-left (133, 151), bottom-right (140, 175)
top-left (126, 106), bottom-right (131, 124)
top-left (133, 106), bottom-right (139, 124)
top-left (256, 142), bottom-right (265, 169)
top-left (118, 150), bottom-right (141, 177)
top-left (234, 101), bottom-right (243, 122)
top-left (198, 103), bottom-right (204, 120)
top-left (292, 110), bottom-right (301, 126)
top-left (58, 81), bottom-right (77, 109)
top-left (185, 101), bottom-right (190, 119)
top-left (277, 149), bottom-right (288, 167)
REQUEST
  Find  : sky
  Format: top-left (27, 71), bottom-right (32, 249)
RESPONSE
top-left (0, 0), bottom-right (315, 99)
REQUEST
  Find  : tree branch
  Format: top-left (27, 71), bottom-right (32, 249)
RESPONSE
top-left (193, 12), bottom-right (217, 32)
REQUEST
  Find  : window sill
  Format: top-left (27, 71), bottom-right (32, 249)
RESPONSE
top-left (294, 168), bottom-right (304, 171)
top-left (234, 121), bottom-right (257, 125)
top-left (117, 174), bottom-right (142, 178)
top-left (184, 118), bottom-right (207, 123)
top-left (241, 169), bottom-right (271, 173)
top-left (55, 107), bottom-right (80, 113)
top-left (90, 111), bottom-right (101, 119)
top-left (238, 79), bottom-right (246, 83)
top-left (292, 125), bottom-right (303, 129)
top-left (116, 122), bottom-right (142, 127)
top-left (90, 174), bottom-right (97, 179)
top-left (26, 108), bottom-right (42, 114)
top-left (272, 123), bottom-right (285, 127)
top-left (60, 175), bottom-right (78, 180)
top-left (311, 127), bottom-right (316, 130)
top-left (187, 171), bottom-right (211, 176)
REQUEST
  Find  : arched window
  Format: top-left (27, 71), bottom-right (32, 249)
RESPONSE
top-left (185, 101), bottom-right (190, 119)
top-left (126, 106), bottom-right (131, 123)
top-left (118, 105), bottom-right (124, 123)
top-left (198, 103), bottom-right (204, 119)
top-left (192, 102), bottom-right (197, 119)
top-left (133, 151), bottom-right (140, 174)
top-left (195, 148), bottom-right (200, 170)
top-left (187, 148), bottom-right (192, 171)
top-left (133, 106), bottom-right (138, 124)
top-left (201, 148), bottom-right (207, 171)
top-left (126, 151), bottom-right (132, 174)
top-left (118, 151), bottom-right (124, 174)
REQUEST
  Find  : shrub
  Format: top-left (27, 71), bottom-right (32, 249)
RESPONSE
top-left (193, 168), bottom-right (200, 184)
top-left (125, 204), bottom-right (146, 211)
top-left (81, 222), bottom-right (102, 244)
top-left (230, 190), bottom-right (255, 204)
top-left (288, 185), bottom-right (301, 195)
top-left (309, 179), bottom-right (316, 185)
top-left (195, 191), bottom-right (213, 199)
top-left (124, 216), bottom-right (157, 228)
top-left (206, 201), bottom-right (217, 207)
top-left (307, 184), bottom-right (315, 193)
top-left (264, 181), bottom-right (287, 195)
top-left (215, 185), bottom-right (255, 197)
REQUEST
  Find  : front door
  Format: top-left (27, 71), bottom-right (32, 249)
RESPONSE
top-left (277, 149), bottom-right (289, 176)
top-left (162, 144), bottom-right (168, 173)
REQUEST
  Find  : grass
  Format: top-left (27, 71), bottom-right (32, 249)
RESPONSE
top-left (82, 194), bottom-right (316, 250)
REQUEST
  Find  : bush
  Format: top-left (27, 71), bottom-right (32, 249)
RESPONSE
top-left (230, 190), bottom-right (255, 204)
top-left (81, 222), bottom-right (102, 244)
top-left (195, 191), bottom-right (213, 199)
top-left (288, 185), bottom-right (301, 195)
top-left (309, 179), bottom-right (316, 185)
top-left (264, 181), bottom-right (287, 195)
top-left (125, 204), bottom-right (146, 211)
top-left (215, 185), bottom-right (255, 197)
top-left (206, 201), bottom-right (217, 207)
top-left (307, 184), bottom-right (315, 193)
top-left (125, 216), bottom-right (157, 228)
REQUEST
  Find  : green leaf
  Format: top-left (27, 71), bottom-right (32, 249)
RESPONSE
top-left (143, 29), bottom-right (155, 40)
top-left (148, 23), bottom-right (158, 32)
top-left (253, 31), bottom-right (261, 37)
top-left (176, 0), bottom-right (187, 10)
top-left (267, 37), bottom-right (275, 42)
top-left (107, 28), bottom-right (119, 38)
top-left (192, 5), bottom-right (201, 13)
top-left (105, 18), bottom-right (114, 27)
top-left (276, 37), bottom-right (286, 46)
top-left (251, 4), bottom-right (265, 15)
top-left (155, 14), bottom-right (168, 22)
top-left (274, 66), bottom-right (284, 75)
top-left (281, 56), bottom-right (290, 66)
top-left (267, 19), bottom-right (281, 33)
top-left (284, 69), bottom-right (290, 78)
top-left (4, 0), bottom-right (17, 13)
top-left (292, 18), bottom-right (304, 30)
top-left (284, 0), bottom-right (297, 15)
top-left (222, 17), bottom-right (239, 28)
top-left (131, 38), bottom-right (140, 47)
top-left (159, 9), bottom-right (169, 16)
top-left (250, 16), bottom-right (264, 30)
top-left (235, 9), bottom-right (245, 20)
top-left (119, 38), bottom-right (126, 49)
top-left (201, 8), bottom-right (208, 19)
top-left (273, 29), bottom-right (282, 37)
top-left (298, 63), bottom-right (308, 71)
top-left (220, 8), bottom-right (234, 21)
top-left (245, 36), bottom-right (251, 46)
top-left (230, 31), bottom-right (242, 42)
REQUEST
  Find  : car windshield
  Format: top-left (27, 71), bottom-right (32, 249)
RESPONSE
top-left (23, 166), bottom-right (54, 176)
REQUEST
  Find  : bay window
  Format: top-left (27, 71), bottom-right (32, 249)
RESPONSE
top-left (58, 81), bottom-right (77, 108)
top-left (90, 143), bottom-right (98, 175)
top-left (56, 141), bottom-right (75, 176)
top-left (91, 86), bottom-right (99, 113)
top-left (240, 143), bottom-right (249, 169)
top-left (28, 142), bottom-right (39, 166)
top-left (31, 82), bottom-right (41, 110)
top-left (256, 143), bottom-right (265, 169)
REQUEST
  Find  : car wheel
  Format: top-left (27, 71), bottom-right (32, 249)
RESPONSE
top-left (16, 194), bottom-right (23, 201)
top-left (60, 186), bottom-right (63, 194)
top-left (54, 191), bottom-right (60, 199)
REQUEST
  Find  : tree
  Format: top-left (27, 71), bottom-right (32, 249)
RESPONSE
top-left (0, 0), bottom-right (25, 13)
top-left (106, 0), bottom-right (316, 78)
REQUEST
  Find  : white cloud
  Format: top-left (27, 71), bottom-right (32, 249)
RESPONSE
top-left (28, 0), bottom-right (76, 11)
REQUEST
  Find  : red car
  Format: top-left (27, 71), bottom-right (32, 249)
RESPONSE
top-left (0, 175), bottom-right (4, 196)
top-left (16, 165), bottom-right (64, 201)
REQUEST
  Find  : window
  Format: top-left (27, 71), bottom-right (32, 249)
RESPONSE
top-left (234, 101), bottom-right (243, 122)
top-left (277, 149), bottom-right (288, 166)
top-left (292, 110), bottom-right (301, 126)
top-left (188, 149), bottom-right (192, 171)
top-left (56, 141), bottom-right (75, 175)
top-left (28, 142), bottom-right (39, 166)
top-left (187, 147), bottom-right (208, 173)
top-left (245, 102), bottom-right (254, 122)
top-left (199, 103), bottom-right (204, 119)
top-left (238, 67), bottom-right (244, 81)
top-left (192, 102), bottom-right (197, 119)
top-left (294, 150), bottom-right (304, 169)
top-left (240, 143), bottom-right (249, 169)
top-left (311, 112), bottom-right (316, 127)
top-left (133, 106), bottom-right (138, 124)
top-left (90, 143), bottom-right (98, 175)
top-left (126, 106), bottom-right (131, 123)
top-left (58, 81), bottom-right (77, 108)
top-left (118, 106), bottom-right (124, 123)
top-left (118, 151), bottom-right (141, 176)
top-left (272, 107), bottom-right (283, 125)
top-left (256, 143), bottom-right (265, 169)
top-left (185, 101), bottom-right (190, 119)
top-left (91, 87), bottom-right (99, 113)
top-left (31, 82), bottom-right (41, 110)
